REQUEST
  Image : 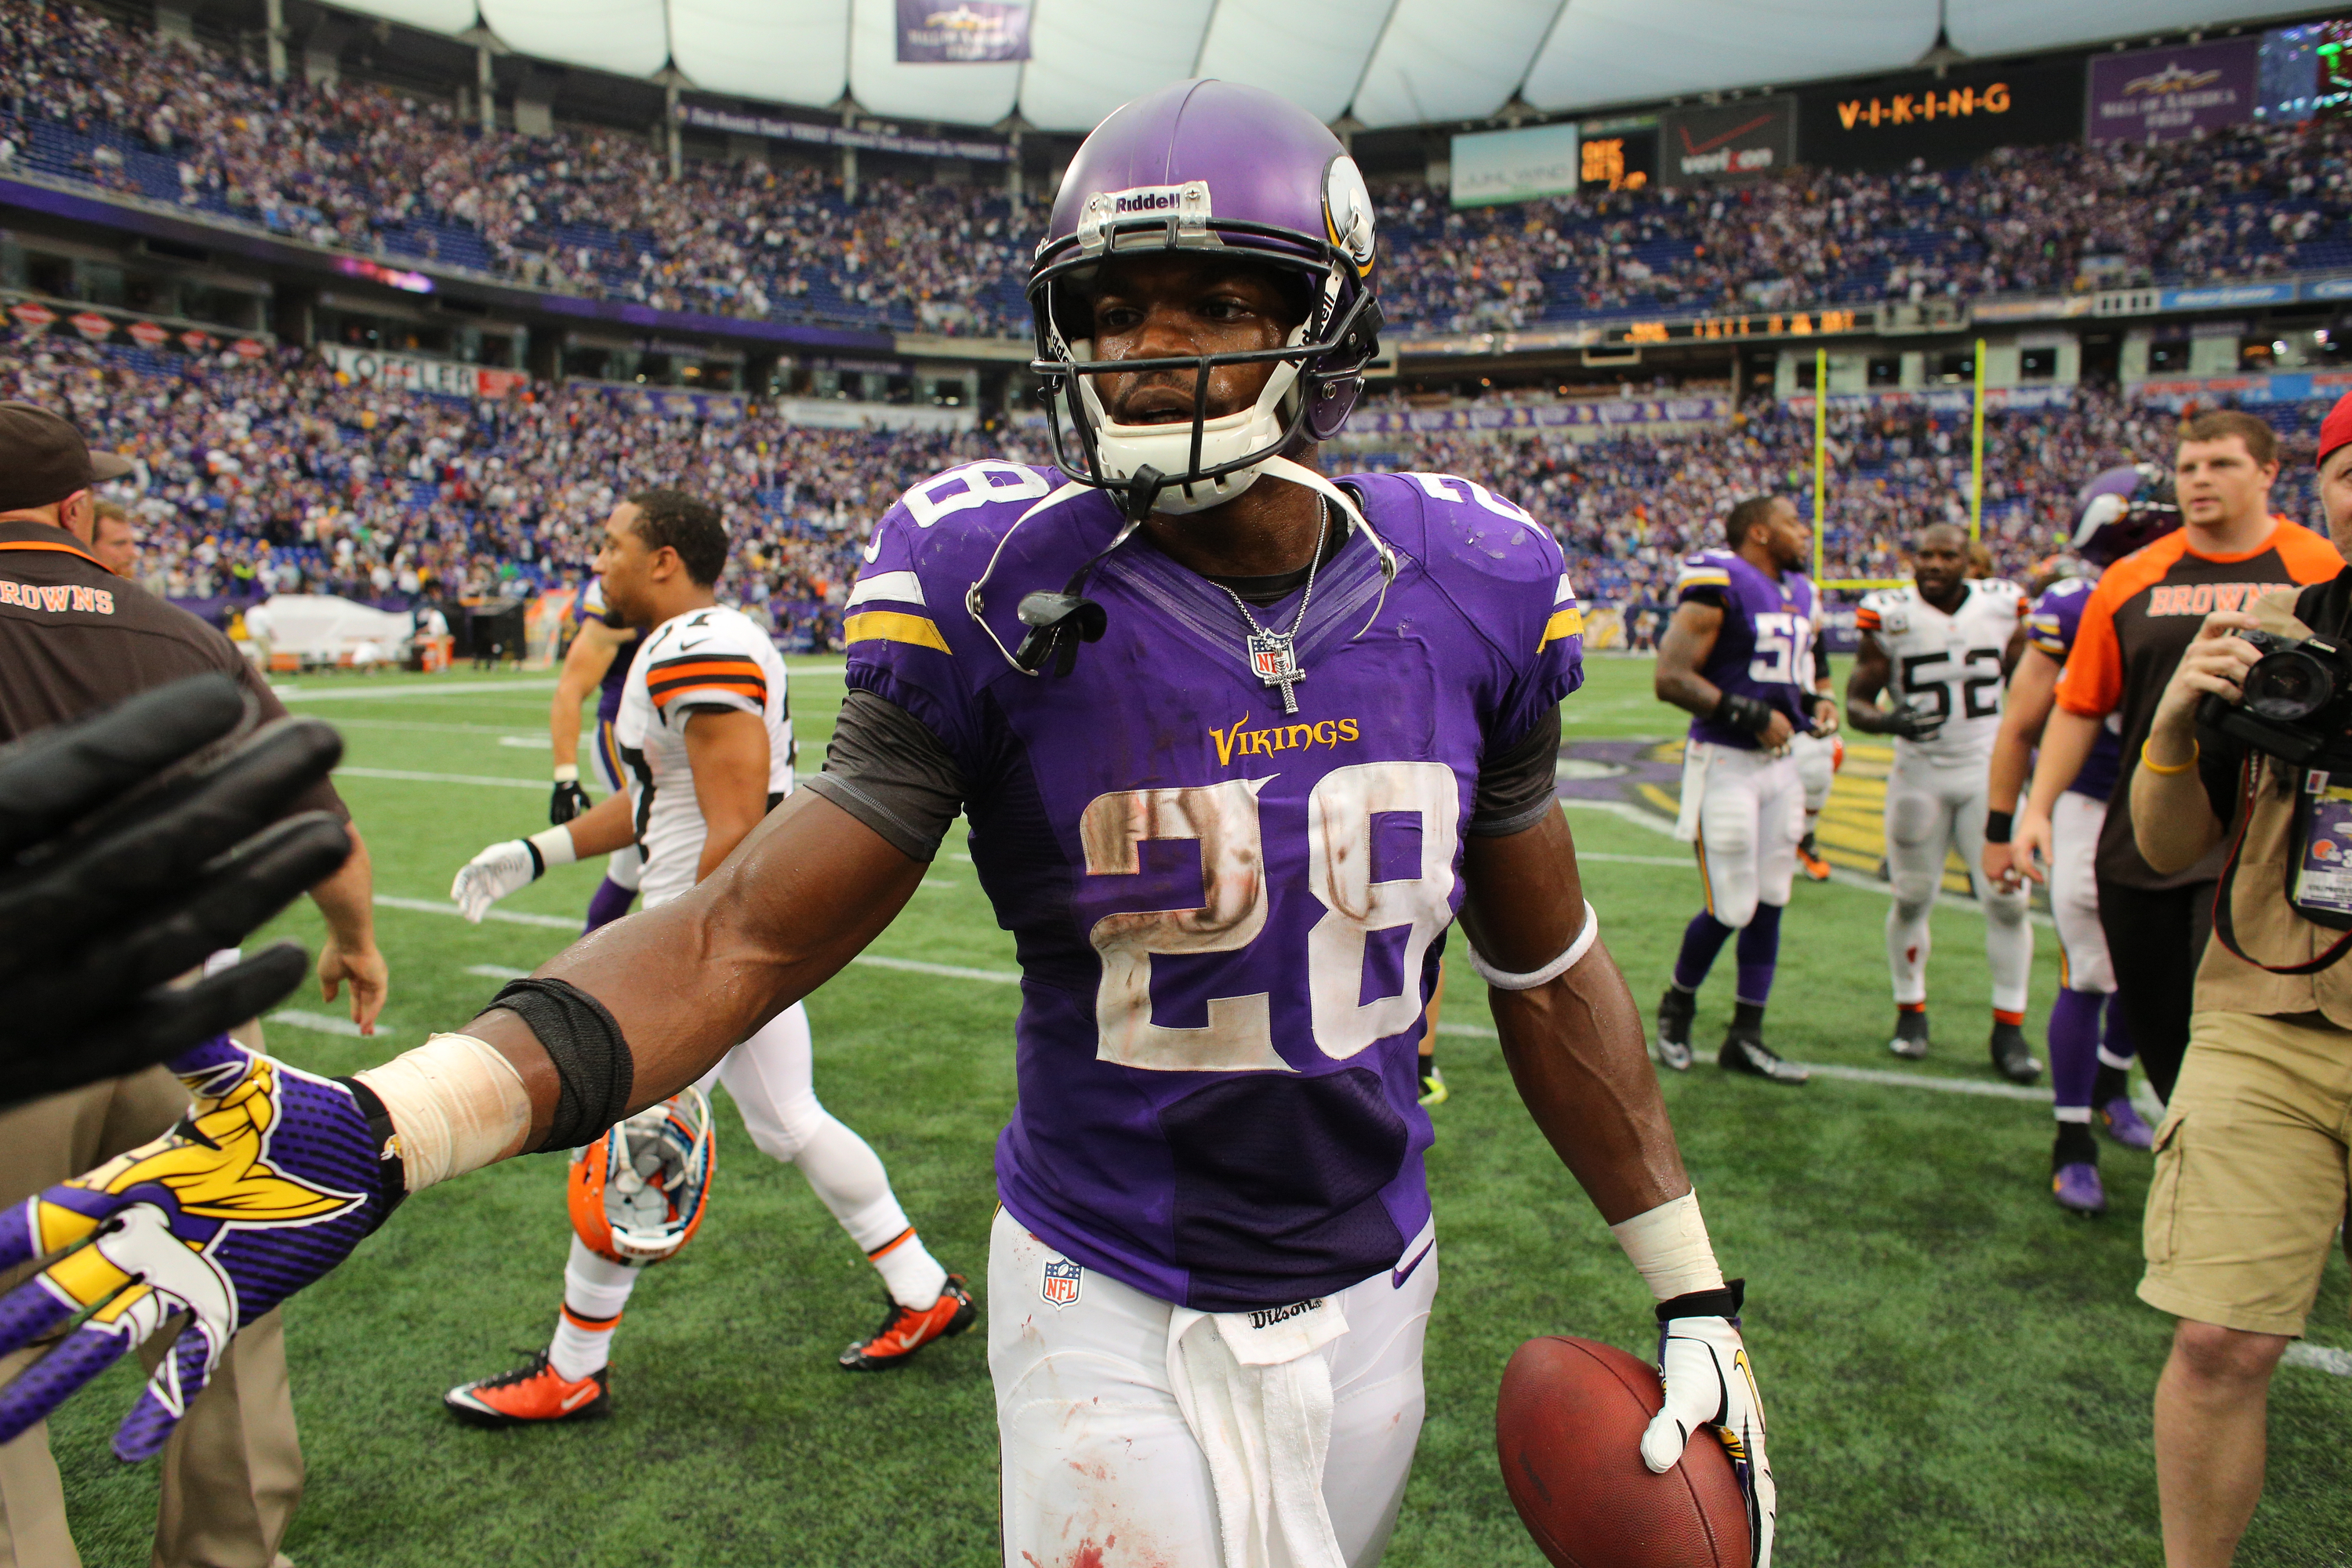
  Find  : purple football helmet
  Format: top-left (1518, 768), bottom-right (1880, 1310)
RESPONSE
top-left (1028, 79), bottom-right (1382, 517)
top-left (2072, 463), bottom-right (2180, 566)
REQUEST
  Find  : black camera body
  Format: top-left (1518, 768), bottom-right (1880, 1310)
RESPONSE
top-left (2197, 629), bottom-right (2352, 773)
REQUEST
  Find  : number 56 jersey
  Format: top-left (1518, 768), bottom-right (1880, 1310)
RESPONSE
top-left (1856, 579), bottom-right (2027, 766)
top-left (843, 463), bottom-right (1583, 1312)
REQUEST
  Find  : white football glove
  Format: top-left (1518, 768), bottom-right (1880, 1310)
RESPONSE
top-left (451, 838), bottom-right (545, 923)
top-left (1642, 1288), bottom-right (1776, 1568)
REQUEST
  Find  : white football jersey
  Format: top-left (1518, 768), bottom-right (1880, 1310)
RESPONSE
top-left (1856, 579), bottom-right (2027, 766)
top-left (613, 604), bottom-right (793, 908)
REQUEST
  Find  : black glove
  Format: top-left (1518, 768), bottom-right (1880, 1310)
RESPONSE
top-left (1711, 691), bottom-right (1777, 737)
top-left (1886, 702), bottom-right (1944, 742)
top-left (550, 772), bottom-right (592, 826)
top-left (0, 674), bottom-right (353, 1105)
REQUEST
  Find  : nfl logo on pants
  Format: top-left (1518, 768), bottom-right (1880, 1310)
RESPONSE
top-left (1040, 1258), bottom-right (1082, 1308)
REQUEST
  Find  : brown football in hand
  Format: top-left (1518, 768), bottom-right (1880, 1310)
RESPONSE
top-left (1496, 1334), bottom-right (1752, 1568)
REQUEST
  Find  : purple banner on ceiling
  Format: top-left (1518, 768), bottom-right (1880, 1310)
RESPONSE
top-left (2087, 38), bottom-right (2259, 143)
top-left (895, 0), bottom-right (1031, 63)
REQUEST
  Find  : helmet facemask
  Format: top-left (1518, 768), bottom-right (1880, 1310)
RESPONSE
top-left (1029, 210), bottom-right (1381, 523)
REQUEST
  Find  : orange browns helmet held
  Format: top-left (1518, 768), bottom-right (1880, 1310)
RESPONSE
top-left (568, 1090), bottom-right (716, 1265)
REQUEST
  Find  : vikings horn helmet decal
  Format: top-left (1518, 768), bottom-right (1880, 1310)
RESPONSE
top-left (2071, 463), bottom-right (2181, 566)
top-left (1029, 78), bottom-right (1385, 517)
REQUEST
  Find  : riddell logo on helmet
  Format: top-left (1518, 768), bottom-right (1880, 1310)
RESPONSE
top-left (1107, 187), bottom-right (1189, 214)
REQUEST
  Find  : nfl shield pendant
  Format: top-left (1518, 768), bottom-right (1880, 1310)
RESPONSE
top-left (1247, 631), bottom-right (1305, 714)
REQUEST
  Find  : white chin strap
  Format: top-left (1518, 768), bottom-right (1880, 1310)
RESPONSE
top-left (1069, 330), bottom-right (1306, 517)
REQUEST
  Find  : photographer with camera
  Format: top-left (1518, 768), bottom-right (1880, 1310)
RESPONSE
top-left (2127, 394), bottom-right (2352, 1568)
top-left (2013, 412), bottom-right (2343, 1106)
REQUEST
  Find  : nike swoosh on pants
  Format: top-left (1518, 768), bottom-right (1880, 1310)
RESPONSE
top-left (1392, 1240), bottom-right (1434, 1288)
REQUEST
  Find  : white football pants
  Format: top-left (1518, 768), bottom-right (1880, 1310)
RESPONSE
top-left (2051, 789), bottom-right (2114, 994)
top-left (1882, 749), bottom-right (2032, 1011)
top-left (1677, 741), bottom-right (1803, 928)
top-left (990, 1209), bottom-right (1437, 1568)
top-left (563, 1001), bottom-right (916, 1316)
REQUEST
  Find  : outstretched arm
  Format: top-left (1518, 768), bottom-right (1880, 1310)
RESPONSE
top-left (1983, 646), bottom-right (2060, 889)
top-left (470, 791), bottom-right (924, 1149)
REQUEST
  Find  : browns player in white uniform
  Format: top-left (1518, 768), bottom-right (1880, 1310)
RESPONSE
top-left (1846, 522), bottom-right (2039, 1083)
top-left (441, 490), bottom-right (971, 1425)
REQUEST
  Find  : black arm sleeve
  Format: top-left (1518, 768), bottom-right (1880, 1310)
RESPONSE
top-left (1467, 706), bottom-right (1563, 838)
top-left (800, 688), bottom-right (967, 862)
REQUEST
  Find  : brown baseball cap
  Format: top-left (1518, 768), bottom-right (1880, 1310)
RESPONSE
top-left (0, 401), bottom-right (133, 513)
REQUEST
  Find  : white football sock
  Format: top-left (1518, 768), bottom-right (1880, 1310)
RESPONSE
top-left (856, 1203), bottom-right (948, 1312)
top-left (549, 1236), bottom-right (640, 1380)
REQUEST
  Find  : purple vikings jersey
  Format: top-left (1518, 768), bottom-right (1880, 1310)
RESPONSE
top-left (2027, 577), bottom-right (2122, 802)
top-left (844, 463), bottom-right (1582, 1310)
top-left (1672, 549), bottom-right (1822, 749)
top-left (575, 580), bottom-right (641, 724)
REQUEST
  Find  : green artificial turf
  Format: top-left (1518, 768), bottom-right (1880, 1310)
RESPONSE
top-left (43, 658), bottom-right (2352, 1566)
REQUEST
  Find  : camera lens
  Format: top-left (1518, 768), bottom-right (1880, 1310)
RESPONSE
top-left (2243, 649), bottom-right (2336, 723)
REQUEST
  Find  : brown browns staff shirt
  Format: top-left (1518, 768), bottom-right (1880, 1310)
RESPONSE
top-left (0, 520), bottom-right (347, 821)
top-left (2053, 516), bottom-right (2342, 890)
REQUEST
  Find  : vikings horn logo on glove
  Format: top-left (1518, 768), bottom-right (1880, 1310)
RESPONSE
top-left (0, 1036), bottom-right (395, 1461)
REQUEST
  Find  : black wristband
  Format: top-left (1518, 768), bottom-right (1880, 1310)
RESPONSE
top-left (336, 1075), bottom-right (409, 1232)
top-left (520, 836), bottom-right (546, 878)
top-left (1984, 810), bottom-right (2014, 844)
top-left (486, 978), bottom-right (635, 1152)
top-left (1711, 691), bottom-right (1774, 736)
top-left (1657, 1277), bottom-right (1746, 1324)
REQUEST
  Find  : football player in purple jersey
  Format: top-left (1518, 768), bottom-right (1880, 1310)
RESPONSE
top-left (1651, 497), bottom-right (1832, 1085)
top-left (0, 82), bottom-right (1776, 1568)
top-left (1984, 468), bottom-right (2179, 1212)
top-left (548, 575), bottom-right (644, 931)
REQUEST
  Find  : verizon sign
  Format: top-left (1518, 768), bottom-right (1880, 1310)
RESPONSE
top-left (325, 345), bottom-right (524, 398)
top-left (1657, 97), bottom-right (1795, 187)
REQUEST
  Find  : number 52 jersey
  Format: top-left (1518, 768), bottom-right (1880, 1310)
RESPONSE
top-left (841, 463), bottom-right (1583, 1312)
top-left (1856, 579), bottom-right (2027, 766)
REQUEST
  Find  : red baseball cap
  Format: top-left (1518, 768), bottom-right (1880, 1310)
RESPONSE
top-left (2321, 389), bottom-right (2352, 468)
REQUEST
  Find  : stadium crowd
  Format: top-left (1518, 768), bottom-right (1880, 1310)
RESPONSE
top-left (0, 332), bottom-right (1003, 645)
top-left (6, 0), bottom-right (2352, 339)
top-left (7, 325), bottom-right (2332, 650)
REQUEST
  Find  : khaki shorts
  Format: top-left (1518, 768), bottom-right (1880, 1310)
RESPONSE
top-left (2140, 1011), bottom-right (2352, 1337)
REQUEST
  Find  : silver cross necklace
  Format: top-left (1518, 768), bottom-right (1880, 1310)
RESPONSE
top-left (1209, 498), bottom-right (1330, 716)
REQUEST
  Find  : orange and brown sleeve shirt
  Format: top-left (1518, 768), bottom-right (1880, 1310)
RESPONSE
top-left (2053, 518), bottom-right (2343, 887)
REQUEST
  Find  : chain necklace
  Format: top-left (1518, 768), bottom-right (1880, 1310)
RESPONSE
top-left (1210, 498), bottom-right (1330, 715)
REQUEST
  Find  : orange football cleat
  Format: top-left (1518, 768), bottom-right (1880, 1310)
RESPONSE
top-left (839, 1273), bottom-right (977, 1371)
top-left (443, 1351), bottom-right (610, 1427)
top-left (1797, 838), bottom-right (1832, 882)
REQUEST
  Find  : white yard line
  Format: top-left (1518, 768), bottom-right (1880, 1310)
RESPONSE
top-left (339, 767), bottom-right (545, 789)
top-left (266, 1008), bottom-right (383, 1039)
top-left (376, 894), bottom-right (580, 930)
top-left (277, 679), bottom-right (559, 702)
top-left (2283, 1342), bottom-right (2352, 1376)
top-left (465, 964), bottom-right (530, 981)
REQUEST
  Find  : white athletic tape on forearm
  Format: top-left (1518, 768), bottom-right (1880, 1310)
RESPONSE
top-left (355, 1033), bottom-right (532, 1192)
top-left (1610, 1190), bottom-right (1727, 1304)
top-left (1465, 902), bottom-right (1599, 990)
top-left (553, 764), bottom-right (579, 784)
top-left (528, 825), bottom-right (579, 868)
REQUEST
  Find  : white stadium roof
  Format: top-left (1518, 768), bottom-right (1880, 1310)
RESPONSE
top-left (326, 0), bottom-right (2306, 132)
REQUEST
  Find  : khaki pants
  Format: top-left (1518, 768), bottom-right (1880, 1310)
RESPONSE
top-left (2140, 1011), bottom-right (2352, 1338)
top-left (0, 1069), bottom-right (302, 1568)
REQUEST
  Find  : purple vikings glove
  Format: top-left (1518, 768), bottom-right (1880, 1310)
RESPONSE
top-left (0, 1035), bottom-right (399, 1461)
